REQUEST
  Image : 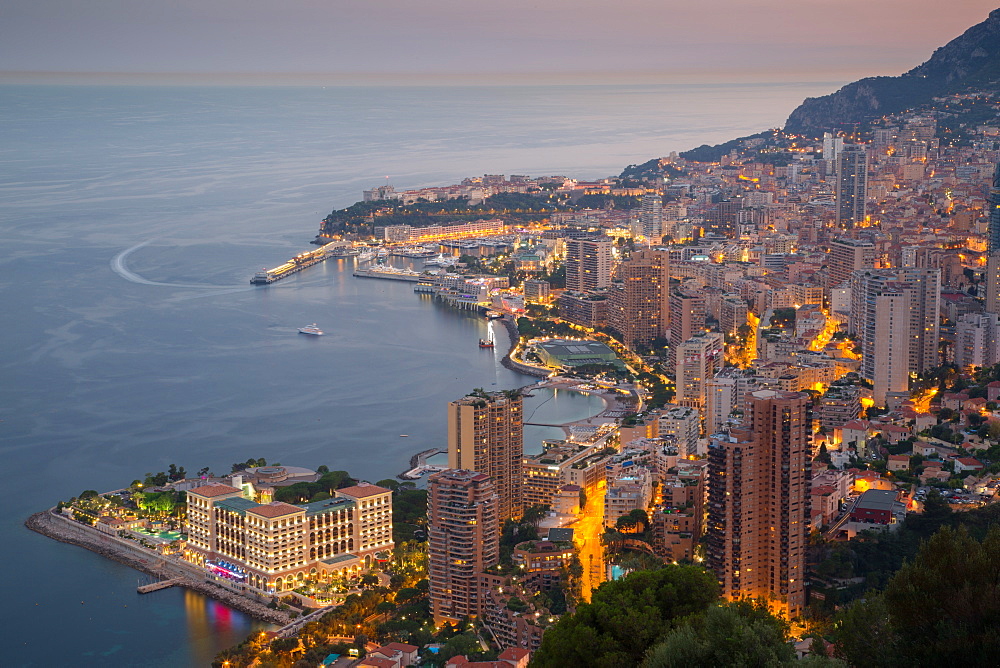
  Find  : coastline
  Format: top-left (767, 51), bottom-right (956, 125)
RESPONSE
top-left (24, 510), bottom-right (291, 626)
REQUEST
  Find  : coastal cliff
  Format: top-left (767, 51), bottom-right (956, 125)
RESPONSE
top-left (784, 8), bottom-right (1000, 133)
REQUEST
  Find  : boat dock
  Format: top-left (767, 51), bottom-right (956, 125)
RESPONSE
top-left (250, 241), bottom-right (349, 285)
top-left (137, 577), bottom-right (185, 594)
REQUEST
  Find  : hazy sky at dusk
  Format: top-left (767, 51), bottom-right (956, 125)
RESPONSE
top-left (2, 0), bottom-right (998, 83)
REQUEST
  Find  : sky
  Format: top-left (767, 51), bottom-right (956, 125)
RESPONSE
top-left (1, 0), bottom-right (999, 84)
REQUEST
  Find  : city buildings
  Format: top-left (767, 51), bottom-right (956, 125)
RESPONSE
top-left (608, 249), bottom-right (670, 347)
top-left (656, 404), bottom-right (701, 458)
top-left (707, 390), bottom-right (810, 617)
top-left (183, 482), bottom-right (393, 594)
top-left (827, 238), bottom-right (876, 288)
top-left (565, 238), bottom-right (613, 292)
top-left (669, 290), bottom-right (706, 366)
top-left (954, 312), bottom-right (1000, 369)
top-left (448, 391), bottom-right (524, 523)
top-left (427, 470), bottom-right (500, 625)
top-left (675, 332), bottom-right (725, 411)
top-left (851, 268), bottom-right (941, 405)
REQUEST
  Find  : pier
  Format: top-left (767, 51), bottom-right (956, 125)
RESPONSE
top-left (250, 241), bottom-right (349, 285)
top-left (137, 577), bottom-right (185, 594)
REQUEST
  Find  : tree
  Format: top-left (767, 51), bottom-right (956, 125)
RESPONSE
top-left (532, 565), bottom-right (719, 667)
top-left (834, 525), bottom-right (1000, 666)
top-left (642, 600), bottom-right (802, 667)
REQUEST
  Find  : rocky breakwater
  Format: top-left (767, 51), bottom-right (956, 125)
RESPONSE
top-left (25, 510), bottom-right (292, 625)
top-left (499, 317), bottom-right (549, 378)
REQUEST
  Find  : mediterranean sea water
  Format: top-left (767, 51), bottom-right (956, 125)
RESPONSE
top-left (0, 82), bottom-right (841, 666)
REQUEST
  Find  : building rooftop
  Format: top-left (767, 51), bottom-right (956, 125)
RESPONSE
top-left (189, 483), bottom-right (241, 498)
top-left (546, 527), bottom-right (575, 542)
top-left (301, 497), bottom-right (355, 515)
top-left (215, 497), bottom-right (261, 515)
top-left (337, 484), bottom-right (392, 498)
top-left (247, 502), bottom-right (303, 518)
top-left (854, 489), bottom-right (902, 512)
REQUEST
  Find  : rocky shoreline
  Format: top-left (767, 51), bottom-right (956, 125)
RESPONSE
top-left (24, 510), bottom-right (292, 626)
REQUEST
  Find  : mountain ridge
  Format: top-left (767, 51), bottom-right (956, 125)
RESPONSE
top-left (784, 8), bottom-right (1000, 133)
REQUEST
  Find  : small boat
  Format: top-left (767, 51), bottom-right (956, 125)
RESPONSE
top-left (479, 338), bottom-right (495, 348)
top-left (399, 434), bottom-right (409, 437)
top-left (298, 324), bottom-right (323, 336)
top-left (484, 310), bottom-right (504, 320)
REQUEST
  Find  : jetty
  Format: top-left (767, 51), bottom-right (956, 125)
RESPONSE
top-left (251, 241), bottom-right (349, 285)
top-left (137, 577), bottom-right (185, 594)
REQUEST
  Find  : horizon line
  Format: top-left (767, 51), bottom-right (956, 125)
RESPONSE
top-left (0, 70), bottom-right (860, 88)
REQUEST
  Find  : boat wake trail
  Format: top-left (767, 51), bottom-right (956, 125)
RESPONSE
top-left (110, 240), bottom-right (231, 289)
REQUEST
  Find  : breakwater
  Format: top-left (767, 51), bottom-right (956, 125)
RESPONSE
top-left (25, 511), bottom-right (291, 626)
top-left (499, 317), bottom-right (549, 378)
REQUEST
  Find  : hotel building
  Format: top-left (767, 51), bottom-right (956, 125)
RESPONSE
top-left (183, 483), bottom-right (393, 594)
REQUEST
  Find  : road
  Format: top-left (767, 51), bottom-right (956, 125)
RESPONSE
top-left (571, 483), bottom-right (606, 602)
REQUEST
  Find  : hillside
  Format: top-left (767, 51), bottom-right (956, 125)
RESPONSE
top-left (784, 8), bottom-right (1000, 134)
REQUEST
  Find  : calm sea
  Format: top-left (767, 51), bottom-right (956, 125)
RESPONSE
top-left (0, 82), bottom-right (840, 666)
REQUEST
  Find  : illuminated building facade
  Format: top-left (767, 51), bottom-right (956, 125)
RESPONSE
top-left (183, 483), bottom-right (393, 594)
top-left (987, 163), bottom-right (1000, 315)
top-left (427, 469), bottom-right (499, 625)
top-left (608, 248), bottom-right (670, 348)
top-left (835, 144), bottom-right (868, 228)
top-left (827, 238), bottom-right (876, 288)
top-left (675, 332), bottom-right (724, 411)
top-left (850, 268), bottom-right (940, 405)
top-left (565, 238), bottom-right (613, 292)
top-left (707, 390), bottom-right (809, 617)
top-left (448, 390), bottom-right (524, 522)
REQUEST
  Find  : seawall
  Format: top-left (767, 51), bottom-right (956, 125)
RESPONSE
top-left (24, 510), bottom-right (292, 626)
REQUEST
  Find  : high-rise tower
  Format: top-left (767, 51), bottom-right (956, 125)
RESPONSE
top-left (565, 238), bottom-right (613, 292)
top-left (707, 390), bottom-right (810, 617)
top-left (608, 249), bottom-right (670, 348)
top-left (448, 390), bottom-right (523, 523)
top-left (427, 470), bottom-right (499, 625)
top-left (639, 192), bottom-right (664, 241)
top-left (987, 163), bottom-right (1000, 314)
top-left (835, 145), bottom-right (868, 228)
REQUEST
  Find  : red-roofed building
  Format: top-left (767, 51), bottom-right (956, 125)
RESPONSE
top-left (954, 457), bottom-right (984, 473)
top-left (366, 643), bottom-right (419, 667)
top-left (987, 381), bottom-right (1000, 402)
top-left (887, 454), bottom-right (910, 472)
top-left (444, 648), bottom-right (531, 668)
top-left (357, 658), bottom-right (397, 668)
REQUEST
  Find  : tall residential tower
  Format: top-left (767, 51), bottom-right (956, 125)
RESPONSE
top-left (448, 390), bottom-right (524, 523)
top-left (707, 390), bottom-right (810, 617)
